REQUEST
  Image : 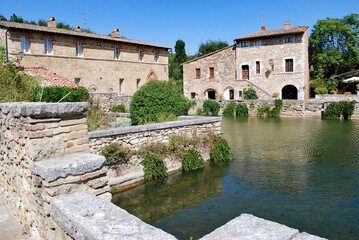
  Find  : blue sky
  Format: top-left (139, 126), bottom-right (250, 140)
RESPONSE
top-left (1, 0), bottom-right (358, 55)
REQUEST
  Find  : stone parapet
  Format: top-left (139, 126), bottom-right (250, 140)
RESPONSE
top-left (315, 94), bottom-right (359, 101)
top-left (90, 93), bottom-right (132, 112)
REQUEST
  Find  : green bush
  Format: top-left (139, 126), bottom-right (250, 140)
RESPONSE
top-left (182, 149), bottom-right (204, 172)
top-left (340, 101), bottom-right (356, 120)
top-left (32, 86), bottom-right (89, 102)
top-left (111, 104), bottom-right (126, 113)
top-left (130, 80), bottom-right (189, 125)
top-left (210, 134), bottom-right (232, 163)
top-left (196, 108), bottom-right (203, 116)
top-left (315, 86), bottom-right (328, 94)
top-left (243, 88), bottom-right (258, 99)
top-left (222, 102), bottom-right (236, 116)
top-left (257, 100), bottom-right (282, 118)
top-left (236, 104), bottom-right (249, 116)
top-left (100, 143), bottom-right (132, 165)
top-left (203, 100), bottom-right (220, 116)
top-left (141, 153), bottom-right (168, 180)
top-left (323, 101), bottom-right (356, 120)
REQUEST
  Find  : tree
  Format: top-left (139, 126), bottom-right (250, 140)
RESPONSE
top-left (9, 13), bottom-right (25, 23)
top-left (0, 14), bottom-right (7, 21)
top-left (310, 14), bottom-right (359, 81)
top-left (169, 39), bottom-right (188, 80)
top-left (198, 40), bottom-right (228, 56)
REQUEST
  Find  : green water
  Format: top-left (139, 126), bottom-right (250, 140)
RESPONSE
top-left (112, 117), bottom-right (359, 240)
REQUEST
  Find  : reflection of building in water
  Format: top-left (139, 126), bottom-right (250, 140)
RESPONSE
top-left (112, 164), bottom-right (227, 223)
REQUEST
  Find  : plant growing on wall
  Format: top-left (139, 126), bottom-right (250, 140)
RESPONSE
top-left (323, 100), bottom-right (356, 120)
top-left (257, 100), bottom-right (283, 118)
top-left (236, 104), bottom-right (249, 117)
top-left (222, 102), bottom-right (236, 116)
top-left (182, 149), bottom-right (205, 172)
top-left (243, 88), bottom-right (258, 99)
top-left (210, 134), bottom-right (232, 163)
top-left (203, 100), bottom-right (220, 116)
top-left (141, 153), bottom-right (168, 180)
top-left (100, 143), bottom-right (132, 165)
top-left (111, 104), bottom-right (126, 113)
top-left (196, 108), bottom-right (203, 116)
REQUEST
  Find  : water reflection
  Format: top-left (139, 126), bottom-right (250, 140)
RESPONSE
top-left (113, 117), bottom-right (359, 240)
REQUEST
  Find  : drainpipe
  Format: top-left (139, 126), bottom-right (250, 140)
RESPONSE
top-left (5, 28), bottom-right (9, 62)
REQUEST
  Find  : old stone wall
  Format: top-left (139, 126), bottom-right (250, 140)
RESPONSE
top-left (0, 102), bottom-right (109, 240)
top-left (315, 94), bottom-right (359, 101)
top-left (89, 93), bottom-right (132, 112)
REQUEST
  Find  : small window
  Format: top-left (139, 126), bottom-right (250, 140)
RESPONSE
top-left (239, 90), bottom-right (243, 97)
top-left (196, 68), bottom-right (201, 79)
top-left (44, 39), bottom-right (52, 54)
top-left (191, 92), bottom-right (196, 99)
top-left (285, 37), bottom-right (294, 43)
top-left (74, 78), bottom-right (81, 85)
top-left (21, 36), bottom-right (30, 53)
top-left (89, 87), bottom-right (96, 93)
top-left (285, 59), bottom-right (294, 72)
top-left (136, 79), bottom-right (141, 90)
top-left (255, 41), bottom-right (261, 46)
top-left (139, 50), bottom-right (143, 61)
top-left (107, 87), bottom-right (113, 93)
top-left (210, 67), bottom-right (214, 78)
top-left (256, 61), bottom-right (261, 74)
top-left (241, 42), bottom-right (249, 47)
top-left (154, 52), bottom-right (158, 62)
top-left (76, 42), bottom-right (83, 57)
top-left (119, 78), bottom-right (124, 93)
top-left (114, 47), bottom-right (120, 59)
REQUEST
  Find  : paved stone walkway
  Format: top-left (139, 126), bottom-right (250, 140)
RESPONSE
top-left (0, 199), bottom-right (29, 240)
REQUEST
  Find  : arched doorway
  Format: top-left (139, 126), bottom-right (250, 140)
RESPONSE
top-left (205, 89), bottom-right (217, 100)
top-left (282, 85), bottom-right (298, 99)
top-left (224, 87), bottom-right (234, 100)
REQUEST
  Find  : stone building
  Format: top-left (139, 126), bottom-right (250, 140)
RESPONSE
top-left (183, 21), bottom-right (309, 100)
top-left (0, 17), bottom-right (169, 95)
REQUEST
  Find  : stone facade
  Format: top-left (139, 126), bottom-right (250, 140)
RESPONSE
top-left (315, 94), bottom-right (359, 101)
top-left (0, 18), bottom-right (169, 95)
top-left (183, 22), bottom-right (309, 100)
top-left (89, 93), bottom-right (132, 112)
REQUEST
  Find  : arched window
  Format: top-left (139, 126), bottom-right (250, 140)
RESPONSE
top-left (44, 39), bottom-right (52, 54)
top-left (154, 52), bottom-right (158, 62)
top-left (76, 42), bottom-right (83, 57)
top-left (114, 47), bottom-right (120, 59)
top-left (139, 50), bottom-right (143, 61)
top-left (21, 36), bottom-right (30, 53)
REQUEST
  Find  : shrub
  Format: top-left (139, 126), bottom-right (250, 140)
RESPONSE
top-left (236, 104), bottom-right (249, 117)
top-left (203, 100), bottom-right (220, 116)
top-left (86, 99), bottom-right (115, 131)
top-left (111, 104), bottom-right (126, 113)
top-left (323, 102), bottom-right (341, 119)
top-left (32, 86), bottom-right (89, 102)
top-left (156, 112), bottom-right (178, 123)
top-left (130, 80), bottom-right (189, 125)
top-left (257, 100), bottom-right (282, 118)
top-left (141, 153), bottom-right (168, 180)
top-left (210, 134), bottom-right (232, 163)
top-left (222, 102), bottom-right (236, 116)
top-left (257, 104), bottom-right (271, 117)
top-left (243, 88), bottom-right (258, 99)
top-left (340, 101), bottom-right (356, 120)
top-left (100, 143), bottom-right (131, 165)
top-left (196, 108), bottom-right (203, 116)
top-left (315, 86), bottom-right (328, 94)
top-left (182, 149), bottom-right (204, 172)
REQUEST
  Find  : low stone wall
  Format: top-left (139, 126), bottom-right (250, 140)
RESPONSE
top-left (90, 93), bottom-right (132, 112)
top-left (88, 116), bottom-right (222, 189)
top-left (315, 94), bottom-right (359, 101)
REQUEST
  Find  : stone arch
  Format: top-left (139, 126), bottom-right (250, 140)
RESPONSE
top-left (224, 86), bottom-right (235, 100)
top-left (282, 85), bottom-right (298, 99)
top-left (147, 70), bottom-right (158, 82)
top-left (88, 85), bottom-right (98, 93)
top-left (204, 88), bottom-right (218, 100)
top-left (107, 85), bottom-right (115, 93)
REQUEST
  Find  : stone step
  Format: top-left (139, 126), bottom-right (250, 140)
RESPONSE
top-left (34, 153), bottom-right (106, 182)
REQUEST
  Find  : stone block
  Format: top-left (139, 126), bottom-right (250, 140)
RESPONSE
top-left (28, 130), bottom-right (53, 139)
top-left (80, 167), bottom-right (108, 181)
top-left (42, 175), bottom-right (82, 187)
top-left (59, 117), bottom-right (87, 127)
top-left (76, 138), bottom-right (89, 145)
top-left (24, 123), bottom-right (46, 131)
top-left (34, 153), bottom-right (106, 182)
top-left (87, 177), bottom-right (108, 189)
top-left (292, 232), bottom-right (327, 240)
top-left (88, 185), bottom-right (110, 196)
top-left (65, 144), bottom-right (88, 154)
top-left (51, 191), bottom-right (176, 240)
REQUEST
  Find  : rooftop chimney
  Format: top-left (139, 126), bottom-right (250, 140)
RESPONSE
top-left (284, 21), bottom-right (290, 29)
top-left (111, 28), bottom-right (120, 38)
top-left (74, 25), bottom-right (82, 32)
top-left (47, 16), bottom-right (56, 28)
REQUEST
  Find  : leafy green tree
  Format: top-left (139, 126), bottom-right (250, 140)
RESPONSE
top-left (310, 14), bottom-right (359, 82)
top-left (198, 40), bottom-right (228, 56)
top-left (169, 40), bottom-right (188, 80)
top-left (38, 19), bottom-right (47, 26)
top-left (9, 13), bottom-right (25, 23)
top-left (0, 14), bottom-right (7, 21)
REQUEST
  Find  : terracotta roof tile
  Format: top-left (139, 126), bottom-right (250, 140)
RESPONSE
top-left (0, 20), bottom-right (170, 49)
top-left (24, 67), bottom-right (78, 89)
top-left (234, 25), bottom-right (308, 41)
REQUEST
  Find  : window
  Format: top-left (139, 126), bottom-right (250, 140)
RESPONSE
top-left (139, 50), bottom-right (143, 61)
top-left (119, 78), bottom-right (124, 93)
top-left (74, 78), bottom-right (81, 85)
top-left (107, 87), bottom-right (113, 93)
top-left (255, 41), bottom-right (261, 46)
top-left (285, 37), bottom-right (294, 43)
top-left (44, 39), bottom-right (52, 54)
top-left (210, 67), bottom-right (214, 78)
top-left (114, 47), bottom-right (120, 59)
top-left (196, 68), bottom-right (201, 79)
top-left (76, 42), bottom-right (83, 56)
top-left (89, 87), bottom-right (96, 93)
top-left (285, 59), bottom-right (294, 72)
top-left (242, 65), bottom-right (249, 80)
top-left (136, 79), bottom-right (141, 90)
top-left (154, 52), bottom-right (158, 62)
top-left (241, 42), bottom-right (249, 47)
top-left (191, 92), bottom-right (196, 99)
top-left (256, 61), bottom-right (261, 74)
top-left (239, 90), bottom-right (243, 97)
top-left (21, 36), bottom-right (30, 53)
